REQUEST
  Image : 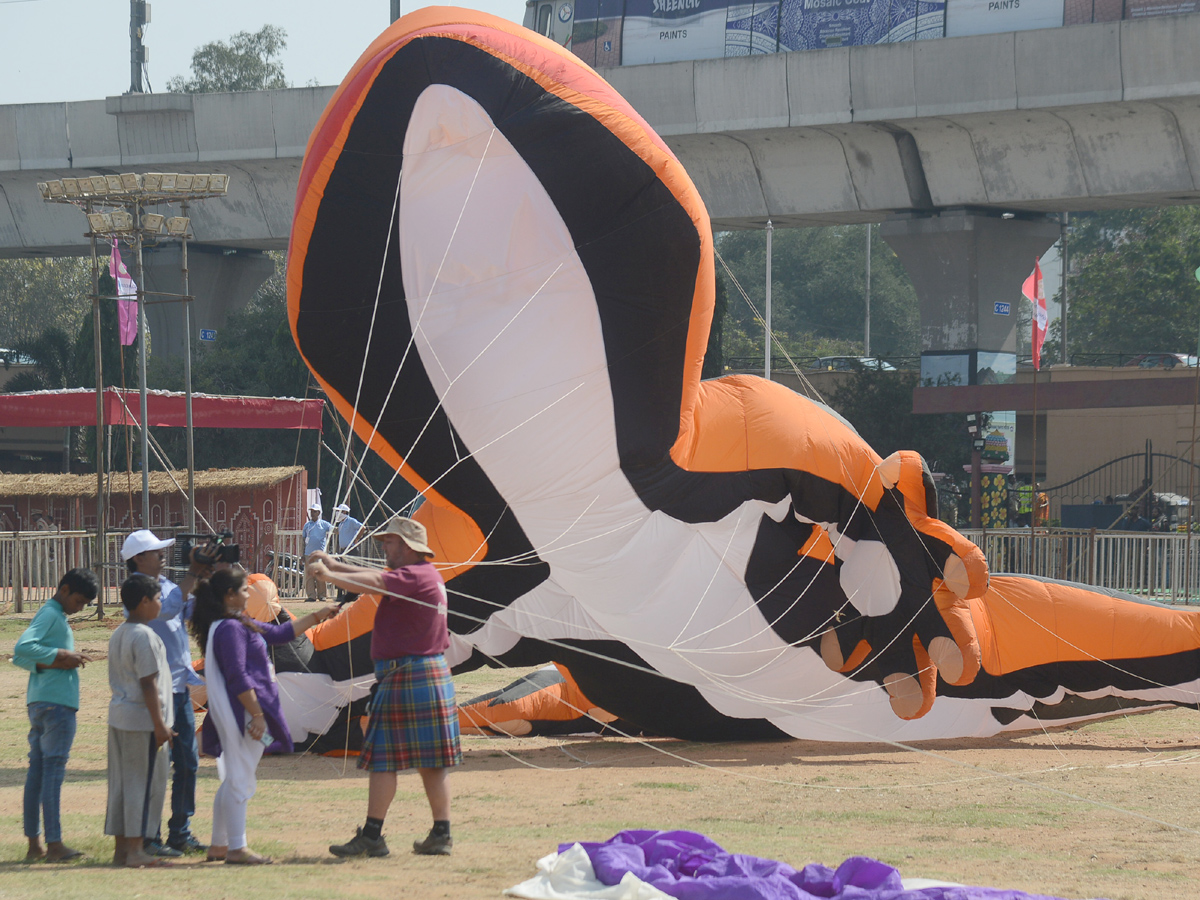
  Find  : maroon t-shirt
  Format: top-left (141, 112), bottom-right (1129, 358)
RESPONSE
top-left (371, 562), bottom-right (450, 660)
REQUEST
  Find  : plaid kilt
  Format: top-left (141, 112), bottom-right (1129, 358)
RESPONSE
top-left (359, 654), bottom-right (461, 772)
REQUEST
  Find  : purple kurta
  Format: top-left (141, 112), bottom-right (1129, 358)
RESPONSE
top-left (201, 617), bottom-right (296, 757)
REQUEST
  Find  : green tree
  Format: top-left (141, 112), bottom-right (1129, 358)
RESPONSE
top-left (4, 327), bottom-right (79, 393)
top-left (828, 370), bottom-right (972, 477)
top-left (166, 25), bottom-right (289, 93)
top-left (715, 225), bottom-right (919, 366)
top-left (1063, 206), bottom-right (1200, 359)
top-left (0, 257), bottom-right (91, 348)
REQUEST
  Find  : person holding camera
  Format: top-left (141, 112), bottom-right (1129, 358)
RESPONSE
top-left (121, 529), bottom-right (205, 856)
top-left (190, 569), bottom-right (337, 864)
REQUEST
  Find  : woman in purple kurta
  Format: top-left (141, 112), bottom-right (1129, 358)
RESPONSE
top-left (191, 570), bottom-right (335, 864)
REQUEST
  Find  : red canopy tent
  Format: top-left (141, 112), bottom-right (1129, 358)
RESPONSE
top-left (0, 388), bottom-right (324, 430)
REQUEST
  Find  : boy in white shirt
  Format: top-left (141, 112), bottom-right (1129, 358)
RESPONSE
top-left (105, 573), bottom-right (175, 868)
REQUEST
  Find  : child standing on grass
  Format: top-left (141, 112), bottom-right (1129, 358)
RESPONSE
top-left (105, 573), bottom-right (176, 868)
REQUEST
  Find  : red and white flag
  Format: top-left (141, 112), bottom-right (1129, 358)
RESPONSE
top-left (1021, 259), bottom-right (1047, 370)
top-left (109, 239), bottom-right (138, 346)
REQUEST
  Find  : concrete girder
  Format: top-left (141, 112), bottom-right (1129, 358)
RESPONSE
top-left (1120, 15), bottom-right (1200, 100)
top-left (944, 109), bottom-right (1089, 204)
top-left (784, 46), bottom-right (852, 127)
top-left (604, 61), bottom-right (698, 136)
top-left (694, 54), bottom-right (790, 133)
top-left (666, 133), bottom-right (768, 223)
top-left (913, 33), bottom-right (1018, 118)
top-left (902, 117), bottom-right (989, 207)
top-left (1014, 24), bottom-right (1122, 109)
top-left (1054, 103), bottom-right (1196, 196)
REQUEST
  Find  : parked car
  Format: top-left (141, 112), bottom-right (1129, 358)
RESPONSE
top-left (1122, 353), bottom-right (1198, 369)
top-left (811, 356), bottom-right (897, 372)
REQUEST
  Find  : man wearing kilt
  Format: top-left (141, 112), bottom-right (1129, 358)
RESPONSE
top-left (308, 516), bottom-right (461, 858)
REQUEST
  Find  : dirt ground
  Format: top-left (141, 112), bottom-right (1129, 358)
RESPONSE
top-left (3, 602), bottom-right (1200, 900)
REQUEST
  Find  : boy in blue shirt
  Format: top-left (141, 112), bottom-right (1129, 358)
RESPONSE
top-left (14, 567), bottom-right (99, 862)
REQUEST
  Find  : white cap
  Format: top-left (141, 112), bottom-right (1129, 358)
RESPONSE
top-left (121, 529), bottom-right (175, 561)
top-left (308, 502), bottom-right (322, 511)
top-left (334, 503), bottom-right (350, 512)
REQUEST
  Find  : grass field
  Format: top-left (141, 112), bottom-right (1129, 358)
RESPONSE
top-left (2, 606), bottom-right (1199, 900)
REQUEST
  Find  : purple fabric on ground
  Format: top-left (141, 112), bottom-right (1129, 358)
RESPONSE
top-left (565, 830), bottom-right (1088, 900)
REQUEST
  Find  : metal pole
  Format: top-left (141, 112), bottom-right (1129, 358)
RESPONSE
top-left (134, 208), bottom-right (150, 528)
top-left (88, 204), bottom-right (107, 615)
top-left (971, 445), bottom-right (982, 529)
top-left (1188, 307), bottom-right (1200, 602)
top-left (182, 201), bottom-right (196, 532)
top-left (129, 0), bottom-right (142, 93)
top-left (764, 220), bottom-right (773, 381)
top-left (1060, 212), bottom-right (1069, 365)
top-left (864, 223), bottom-right (872, 357)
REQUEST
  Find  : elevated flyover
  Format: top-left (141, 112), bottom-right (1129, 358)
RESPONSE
top-left (1, 15), bottom-right (1198, 364)
top-left (2, 15), bottom-right (1199, 255)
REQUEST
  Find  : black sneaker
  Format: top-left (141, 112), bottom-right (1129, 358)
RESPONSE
top-left (167, 835), bottom-right (208, 854)
top-left (144, 838), bottom-right (183, 858)
top-left (412, 830), bottom-right (452, 856)
top-left (329, 828), bottom-right (390, 858)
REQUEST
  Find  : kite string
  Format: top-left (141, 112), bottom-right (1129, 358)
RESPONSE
top-left (307, 115), bottom-right (1190, 804)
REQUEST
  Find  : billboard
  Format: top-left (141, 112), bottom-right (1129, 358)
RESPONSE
top-left (945, 0), bottom-right (1063, 37)
top-left (724, 2), bottom-right (782, 55)
top-left (577, 0), bottom-right (947, 66)
top-left (777, 0), bottom-right (945, 49)
top-left (621, 0), bottom-right (733, 64)
top-left (570, 0), bottom-right (1193, 68)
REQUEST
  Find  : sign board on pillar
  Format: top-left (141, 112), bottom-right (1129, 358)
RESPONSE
top-left (994, 301), bottom-right (1011, 316)
top-left (199, 329), bottom-right (217, 342)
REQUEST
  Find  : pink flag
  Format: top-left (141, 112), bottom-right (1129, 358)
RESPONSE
top-left (109, 239), bottom-right (138, 346)
top-left (1021, 259), bottom-right (1047, 370)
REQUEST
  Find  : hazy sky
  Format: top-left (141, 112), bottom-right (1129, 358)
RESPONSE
top-left (0, 0), bottom-right (528, 106)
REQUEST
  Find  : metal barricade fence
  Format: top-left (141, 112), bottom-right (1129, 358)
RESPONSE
top-left (272, 529), bottom-right (306, 599)
top-left (10, 527), bottom-right (1200, 611)
top-left (959, 528), bottom-right (1200, 604)
top-left (270, 529), bottom-right (386, 600)
top-left (0, 532), bottom-right (95, 612)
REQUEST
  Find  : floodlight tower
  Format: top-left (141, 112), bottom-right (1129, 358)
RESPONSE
top-left (36, 172), bottom-right (229, 539)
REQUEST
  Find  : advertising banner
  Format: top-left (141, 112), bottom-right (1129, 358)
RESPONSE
top-left (778, 0), bottom-right (944, 51)
top-left (724, 2), bottom-right (782, 55)
top-left (945, 0), bottom-right (1063, 37)
top-left (621, 0), bottom-right (732, 64)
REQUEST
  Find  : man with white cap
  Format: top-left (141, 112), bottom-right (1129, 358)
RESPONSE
top-left (308, 516), bottom-right (460, 858)
top-left (120, 529), bottom-right (204, 856)
top-left (302, 504), bottom-right (333, 602)
top-left (331, 503), bottom-right (365, 555)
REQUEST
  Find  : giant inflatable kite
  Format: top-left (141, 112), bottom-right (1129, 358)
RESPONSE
top-left (288, 8), bottom-right (1200, 742)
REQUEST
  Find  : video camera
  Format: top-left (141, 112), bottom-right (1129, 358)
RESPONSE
top-left (177, 531), bottom-right (241, 568)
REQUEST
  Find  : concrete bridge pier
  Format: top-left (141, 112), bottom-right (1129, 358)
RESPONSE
top-left (138, 245), bottom-right (276, 359)
top-left (880, 211), bottom-right (1062, 383)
